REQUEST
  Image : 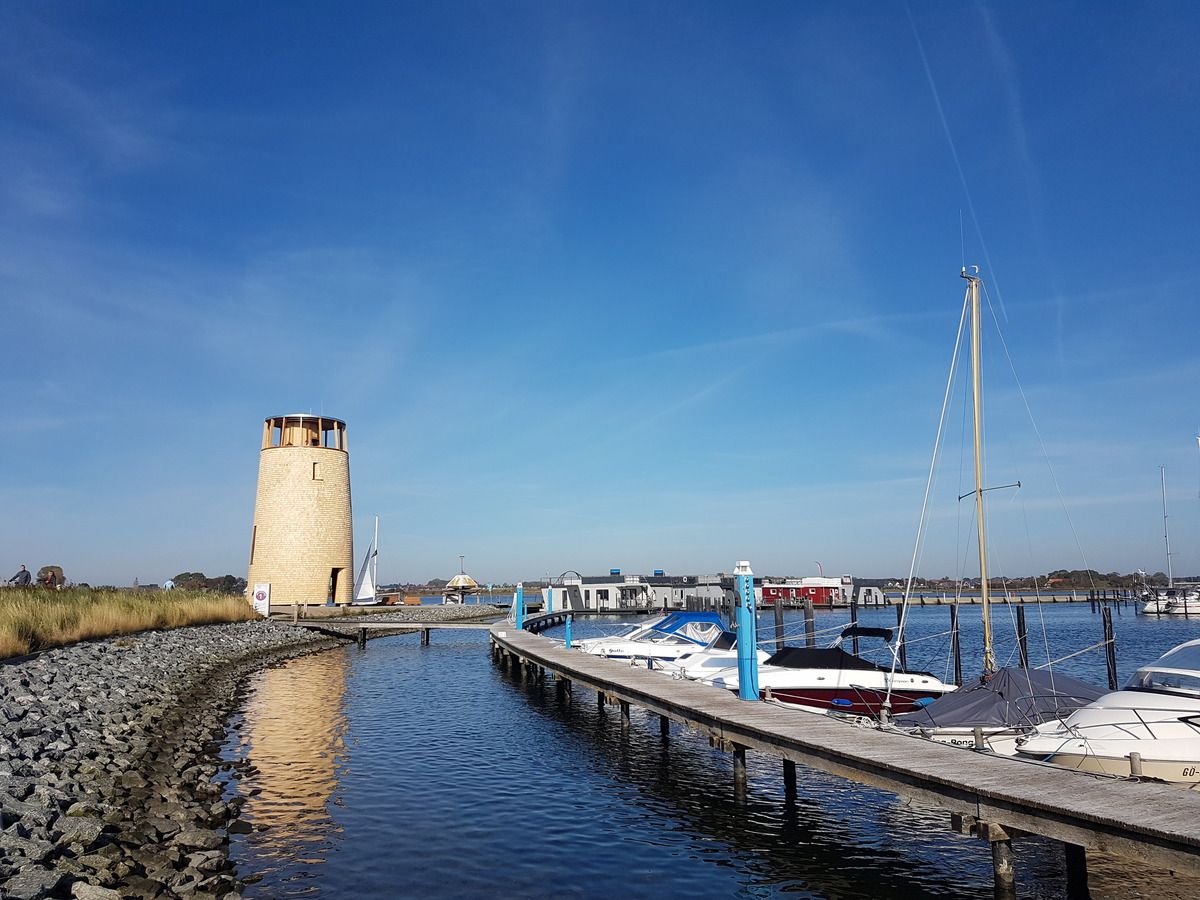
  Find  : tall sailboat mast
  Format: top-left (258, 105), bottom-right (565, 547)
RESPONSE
top-left (1161, 467), bottom-right (1174, 588)
top-left (962, 266), bottom-right (996, 675)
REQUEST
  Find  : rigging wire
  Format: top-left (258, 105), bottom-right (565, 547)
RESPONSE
top-left (981, 281), bottom-right (1099, 596)
top-left (885, 285), bottom-right (971, 711)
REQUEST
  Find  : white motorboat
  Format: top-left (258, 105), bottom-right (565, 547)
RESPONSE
top-left (699, 625), bottom-right (956, 716)
top-left (1015, 638), bottom-right (1200, 783)
top-left (1163, 591), bottom-right (1200, 616)
top-left (658, 630), bottom-right (771, 681)
top-left (574, 611), bottom-right (727, 664)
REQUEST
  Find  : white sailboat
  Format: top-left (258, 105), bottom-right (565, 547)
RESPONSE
top-left (352, 515), bottom-right (380, 605)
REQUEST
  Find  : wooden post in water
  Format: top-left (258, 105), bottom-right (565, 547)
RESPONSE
top-left (1064, 843), bottom-right (1090, 900)
top-left (421, 628), bottom-right (430, 646)
top-left (1016, 608), bottom-right (1028, 669)
top-left (850, 596), bottom-right (859, 656)
top-left (992, 839), bottom-right (1017, 899)
top-left (733, 745), bottom-right (747, 801)
top-left (774, 594), bottom-right (786, 653)
top-left (783, 759), bottom-right (797, 800)
top-left (895, 604), bottom-right (908, 671)
top-left (804, 598), bottom-right (816, 649)
top-left (950, 604), bottom-right (963, 686)
top-left (619, 700), bottom-right (630, 733)
top-left (660, 715), bottom-right (670, 739)
top-left (1102, 608), bottom-right (1118, 690)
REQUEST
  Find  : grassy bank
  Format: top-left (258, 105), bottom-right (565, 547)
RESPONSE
top-left (0, 587), bottom-right (258, 659)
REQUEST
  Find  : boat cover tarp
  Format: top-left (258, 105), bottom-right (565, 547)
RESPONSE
top-left (893, 666), bottom-right (1105, 729)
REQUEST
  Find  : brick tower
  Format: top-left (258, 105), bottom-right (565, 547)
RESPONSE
top-left (247, 414), bottom-right (354, 607)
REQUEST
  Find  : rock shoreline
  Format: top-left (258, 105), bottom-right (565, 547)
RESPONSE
top-left (0, 607), bottom-right (504, 899)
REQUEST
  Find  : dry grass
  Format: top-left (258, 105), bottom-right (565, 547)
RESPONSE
top-left (0, 587), bottom-right (258, 659)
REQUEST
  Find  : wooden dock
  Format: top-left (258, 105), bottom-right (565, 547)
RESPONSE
top-left (294, 619), bottom-right (497, 646)
top-left (491, 617), bottom-right (1200, 896)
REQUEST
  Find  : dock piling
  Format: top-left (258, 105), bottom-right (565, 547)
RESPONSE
top-left (1016, 608), bottom-right (1028, 669)
top-left (950, 604), bottom-right (963, 686)
top-left (733, 745), bottom-right (747, 800)
top-left (849, 597), bottom-right (859, 655)
top-left (991, 839), bottom-right (1017, 900)
top-left (1102, 608), bottom-right (1118, 690)
top-left (1129, 752), bottom-right (1144, 777)
top-left (804, 598), bottom-right (816, 649)
top-left (774, 594), bottom-right (786, 652)
top-left (783, 759), bottom-right (796, 800)
top-left (1064, 843), bottom-right (1090, 900)
top-left (357, 627), bottom-right (366, 649)
top-left (734, 561), bottom-right (760, 701)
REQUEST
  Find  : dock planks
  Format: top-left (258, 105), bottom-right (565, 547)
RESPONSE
top-left (491, 623), bottom-right (1200, 876)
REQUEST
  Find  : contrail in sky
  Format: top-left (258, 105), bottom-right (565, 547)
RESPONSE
top-left (904, 2), bottom-right (1010, 323)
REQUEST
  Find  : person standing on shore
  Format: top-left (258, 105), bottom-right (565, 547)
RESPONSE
top-left (8, 565), bottom-right (31, 586)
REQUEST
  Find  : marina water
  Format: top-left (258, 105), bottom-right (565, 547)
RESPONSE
top-left (221, 605), bottom-right (1200, 899)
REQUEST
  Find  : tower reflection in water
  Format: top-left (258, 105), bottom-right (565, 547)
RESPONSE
top-left (231, 651), bottom-right (349, 868)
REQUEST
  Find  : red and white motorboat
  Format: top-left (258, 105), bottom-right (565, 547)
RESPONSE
top-left (699, 625), bottom-right (956, 716)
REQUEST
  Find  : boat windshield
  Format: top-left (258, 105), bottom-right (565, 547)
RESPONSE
top-left (1151, 642), bottom-right (1200, 672)
top-left (1124, 643), bottom-right (1200, 695)
top-left (1125, 667), bottom-right (1200, 697)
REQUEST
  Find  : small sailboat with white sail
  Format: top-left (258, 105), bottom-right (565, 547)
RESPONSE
top-left (352, 515), bottom-right (380, 605)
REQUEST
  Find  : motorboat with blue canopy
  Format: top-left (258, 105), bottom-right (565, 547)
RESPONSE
top-left (574, 611), bottom-right (728, 663)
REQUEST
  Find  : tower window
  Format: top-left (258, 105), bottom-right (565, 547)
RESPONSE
top-left (312, 462), bottom-right (322, 481)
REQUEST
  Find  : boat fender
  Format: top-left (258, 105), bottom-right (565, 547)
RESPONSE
top-left (913, 696), bottom-right (936, 708)
top-left (831, 698), bottom-right (853, 708)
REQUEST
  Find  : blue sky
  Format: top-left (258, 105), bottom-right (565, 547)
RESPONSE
top-left (2, 2), bottom-right (1198, 587)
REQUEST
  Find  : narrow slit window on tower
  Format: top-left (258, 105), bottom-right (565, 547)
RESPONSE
top-left (249, 526), bottom-right (256, 565)
top-left (312, 462), bottom-right (322, 481)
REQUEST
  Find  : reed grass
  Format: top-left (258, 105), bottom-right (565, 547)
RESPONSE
top-left (0, 587), bottom-right (258, 659)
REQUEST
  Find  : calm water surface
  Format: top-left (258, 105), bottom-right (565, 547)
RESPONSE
top-left (221, 604), bottom-right (1200, 899)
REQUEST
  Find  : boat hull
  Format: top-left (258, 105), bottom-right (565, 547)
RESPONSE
top-left (1017, 749), bottom-right (1200, 784)
top-left (764, 685), bottom-right (951, 717)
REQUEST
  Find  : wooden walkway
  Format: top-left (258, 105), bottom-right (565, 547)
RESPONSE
top-left (490, 620), bottom-right (1200, 886)
top-left (293, 619), bottom-right (497, 646)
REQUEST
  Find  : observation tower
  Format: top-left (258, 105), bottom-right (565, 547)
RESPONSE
top-left (247, 414), bottom-right (354, 607)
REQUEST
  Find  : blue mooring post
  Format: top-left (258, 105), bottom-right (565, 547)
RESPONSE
top-left (547, 582), bottom-right (554, 614)
top-left (515, 582), bottom-right (525, 630)
top-left (734, 560), bottom-right (760, 701)
top-left (564, 613), bottom-right (573, 648)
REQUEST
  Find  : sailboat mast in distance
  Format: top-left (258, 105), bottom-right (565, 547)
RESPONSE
top-left (962, 266), bottom-right (996, 675)
top-left (1162, 466), bottom-right (1174, 588)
